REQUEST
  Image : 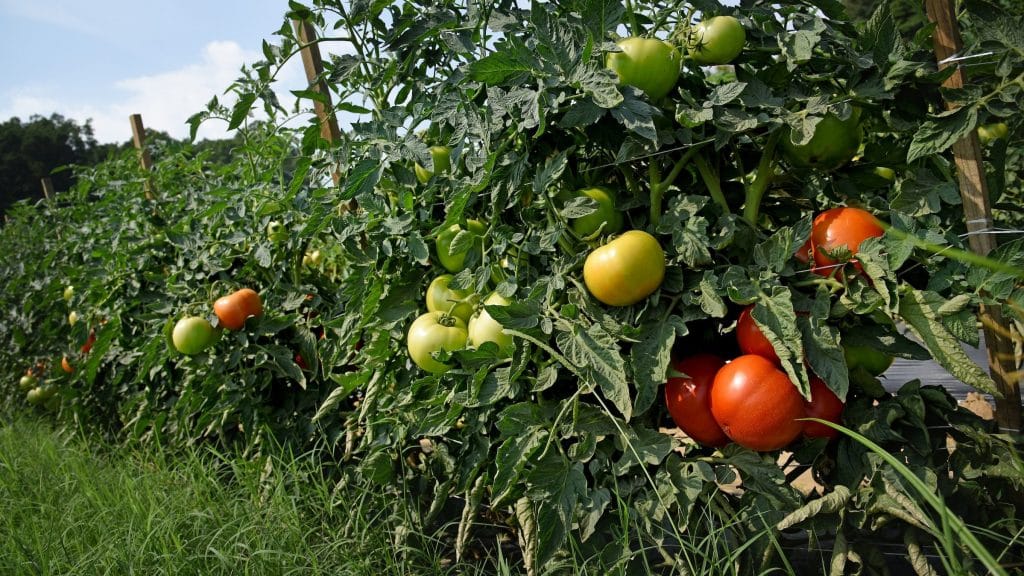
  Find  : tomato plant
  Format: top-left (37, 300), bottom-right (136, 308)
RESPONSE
top-left (665, 353), bottom-right (728, 447)
top-left (266, 220), bottom-right (287, 243)
top-left (605, 37), bottom-right (680, 100)
top-left (810, 207), bottom-right (884, 274)
top-left (213, 288), bottom-right (263, 330)
top-left (978, 122), bottom-right (1009, 144)
top-left (171, 316), bottom-right (219, 355)
top-left (687, 15), bottom-right (745, 65)
top-left (583, 230), bottom-right (665, 306)
top-left (425, 274), bottom-right (476, 323)
top-left (406, 312), bottom-right (467, 374)
top-left (710, 355), bottom-right (806, 451)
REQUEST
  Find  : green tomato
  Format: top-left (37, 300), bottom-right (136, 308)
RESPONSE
top-left (978, 122), bottom-right (1009, 144)
top-left (569, 187), bottom-right (624, 238)
top-left (68, 311), bottom-right (79, 326)
top-left (425, 275), bottom-right (476, 323)
top-left (583, 230), bottom-right (666, 306)
top-left (873, 166), bottom-right (896, 181)
top-left (407, 312), bottom-right (468, 374)
top-left (172, 316), bottom-right (219, 355)
top-left (435, 219), bottom-right (485, 273)
top-left (468, 293), bottom-right (514, 356)
top-left (415, 146), bottom-right (452, 184)
top-left (844, 344), bottom-right (893, 377)
top-left (19, 374), bottom-right (37, 392)
top-left (606, 37), bottom-right (681, 101)
top-left (26, 387), bottom-right (42, 405)
top-left (780, 109), bottom-right (862, 171)
top-left (688, 16), bottom-right (746, 65)
top-left (267, 221), bottom-right (287, 243)
top-left (63, 285), bottom-right (74, 301)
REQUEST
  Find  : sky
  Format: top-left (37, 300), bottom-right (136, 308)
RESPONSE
top-left (0, 0), bottom-right (306, 143)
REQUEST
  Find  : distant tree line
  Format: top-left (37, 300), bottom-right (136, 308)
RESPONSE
top-left (0, 113), bottom-right (242, 218)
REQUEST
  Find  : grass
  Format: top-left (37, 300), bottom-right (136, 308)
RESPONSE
top-left (0, 417), bottom-right (512, 575)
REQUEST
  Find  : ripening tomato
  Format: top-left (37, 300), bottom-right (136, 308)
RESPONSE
top-left (63, 285), bottom-right (74, 301)
top-left (214, 288), bottom-right (264, 330)
top-left (665, 354), bottom-right (729, 447)
top-left (425, 275), bottom-right (476, 323)
top-left (569, 187), bottom-right (624, 238)
top-left (407, 312), bottom-right (468, 374)
top-left (172, 316), bottom-right (220, 355)
top-left (781, 109), bottom-right (862, 171)
top-left (736, 305), bottom-right (780, 364)
top-left (710, 355), bottom-right (806, 451)
top-left (583, 230), bottom-right (665, 306)
top-left (606, 37), bottom-right (681, 101)
top-left (688, 15), bottom-right (746, 65)
top-left (802, 377), bottom-right (845, 439)
top-left (61, 356), bottom-right (74, 374)
top-left (81, 330), bottom-right (96, 354)
top-left (468, 292), bottom-right (514, 356)
top-left (810, 207), bottom-right (884, 275)
top-left (415, 145), bottom-right (452, 184)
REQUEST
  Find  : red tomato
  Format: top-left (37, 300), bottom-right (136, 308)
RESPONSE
top-left (736, 305), bottom-right (779, 364)
top-left (710, 355), bottom-right (805, 451)
top-left (81, 330), bottom-right (96, 354)
top-left (665, 354), bottom-right (729, 447)
top-left (295, 353), bottom-right (309, 371)
top-left (214, 288), bottom-right (264, 330)
top-left (810, 207), bottom-right (884, 275)
top-left (803, 377), bottom-right (845, 439)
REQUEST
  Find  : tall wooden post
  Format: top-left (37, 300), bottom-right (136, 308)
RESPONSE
top-left (40, 177), bottom-right (54, 200)
top-left (129, 114), bottom-right (156, 199)
top-left (293, 18), bottom-right (342, 186)
top-left (926, 0), bottom-right (1022, 432)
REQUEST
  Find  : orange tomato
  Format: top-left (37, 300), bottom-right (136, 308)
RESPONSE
top-left (214, 288), bottom-right (264, 330)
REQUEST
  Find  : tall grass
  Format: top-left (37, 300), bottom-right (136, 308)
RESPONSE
top-left (0, 417), bottom-right (509, 575)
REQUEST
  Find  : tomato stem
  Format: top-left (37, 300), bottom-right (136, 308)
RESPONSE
top-left (742, 131), bottom-right (780, 227)
top-left (649, 144), bottom-right (706, 226)
top-left (693, 154), bottom-right (730, 214)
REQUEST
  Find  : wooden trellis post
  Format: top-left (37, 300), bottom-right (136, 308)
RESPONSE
top-left (926, 0), bottom-right (1022, 432)
top-left (293, 18), bottom-right (342, 187)
top-left (40, 177), bottom-right (54, 200)
top-left (129, 114), bottom-right (156, 199)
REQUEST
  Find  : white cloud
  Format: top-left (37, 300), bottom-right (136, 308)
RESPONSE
top-left (0, 40), bottom-right (308, 143)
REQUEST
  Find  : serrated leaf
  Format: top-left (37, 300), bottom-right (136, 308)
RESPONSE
top-left (630, 320), bottom-right (676, 415)
top-left (898, 288), bottom-right (997, 395)
top-left (799, 291), bottom-right (849, 401)
top-left (907, 106), bottom-right (978, 163)
top-left (777, 485), bottom-right (852, 530)
top-left (466, 46), bottom-right (535, 85)
top-left (610, 95), bottom-right (658, 142)
top-left (557, 324), bottom-right (631, 419)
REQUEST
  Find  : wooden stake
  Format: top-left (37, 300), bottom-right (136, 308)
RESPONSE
top-left (40, 177), bottom-right (54, 200)
top-left (129, 114), bottom-right (157, 199)
top-left (926, 0), bottom-right (1021, 432)
top-left (293, 18), bottom-right (342, 186)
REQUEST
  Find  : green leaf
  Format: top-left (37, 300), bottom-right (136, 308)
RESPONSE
top-left (897, 288), bottom-right (997, 396)
top-left (752, 289), bottom-right (810, 396)
top-left (630, 319), bottom-right (676, 416)
top-left (799, 290), bottom-right (849, 401)
top-left (467, 46), bottom-right (535, 85)
top-left (777, 485), bottom-right (852, 530)
top-left (610, 96), bottom-right (658, 143)
top-left (907, 106), bottom-right (978, 163)
top-left (558, 324), bottom-right (631, 419)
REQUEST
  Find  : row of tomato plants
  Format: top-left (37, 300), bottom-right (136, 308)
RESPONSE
top-left (3, 0), bottom-right (1024, 573)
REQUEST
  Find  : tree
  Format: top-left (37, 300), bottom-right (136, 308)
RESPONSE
top-left (0, 114), bottom-right (103, 217)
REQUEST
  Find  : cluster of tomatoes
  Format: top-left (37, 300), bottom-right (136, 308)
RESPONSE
top-left (170, 288), bottom-right (264, 356)
top-left (664, 206), bottom-right (889, 451)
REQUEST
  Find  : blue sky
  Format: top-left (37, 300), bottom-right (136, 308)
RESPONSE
top-left (0, 0), bottom-right (303, 143)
